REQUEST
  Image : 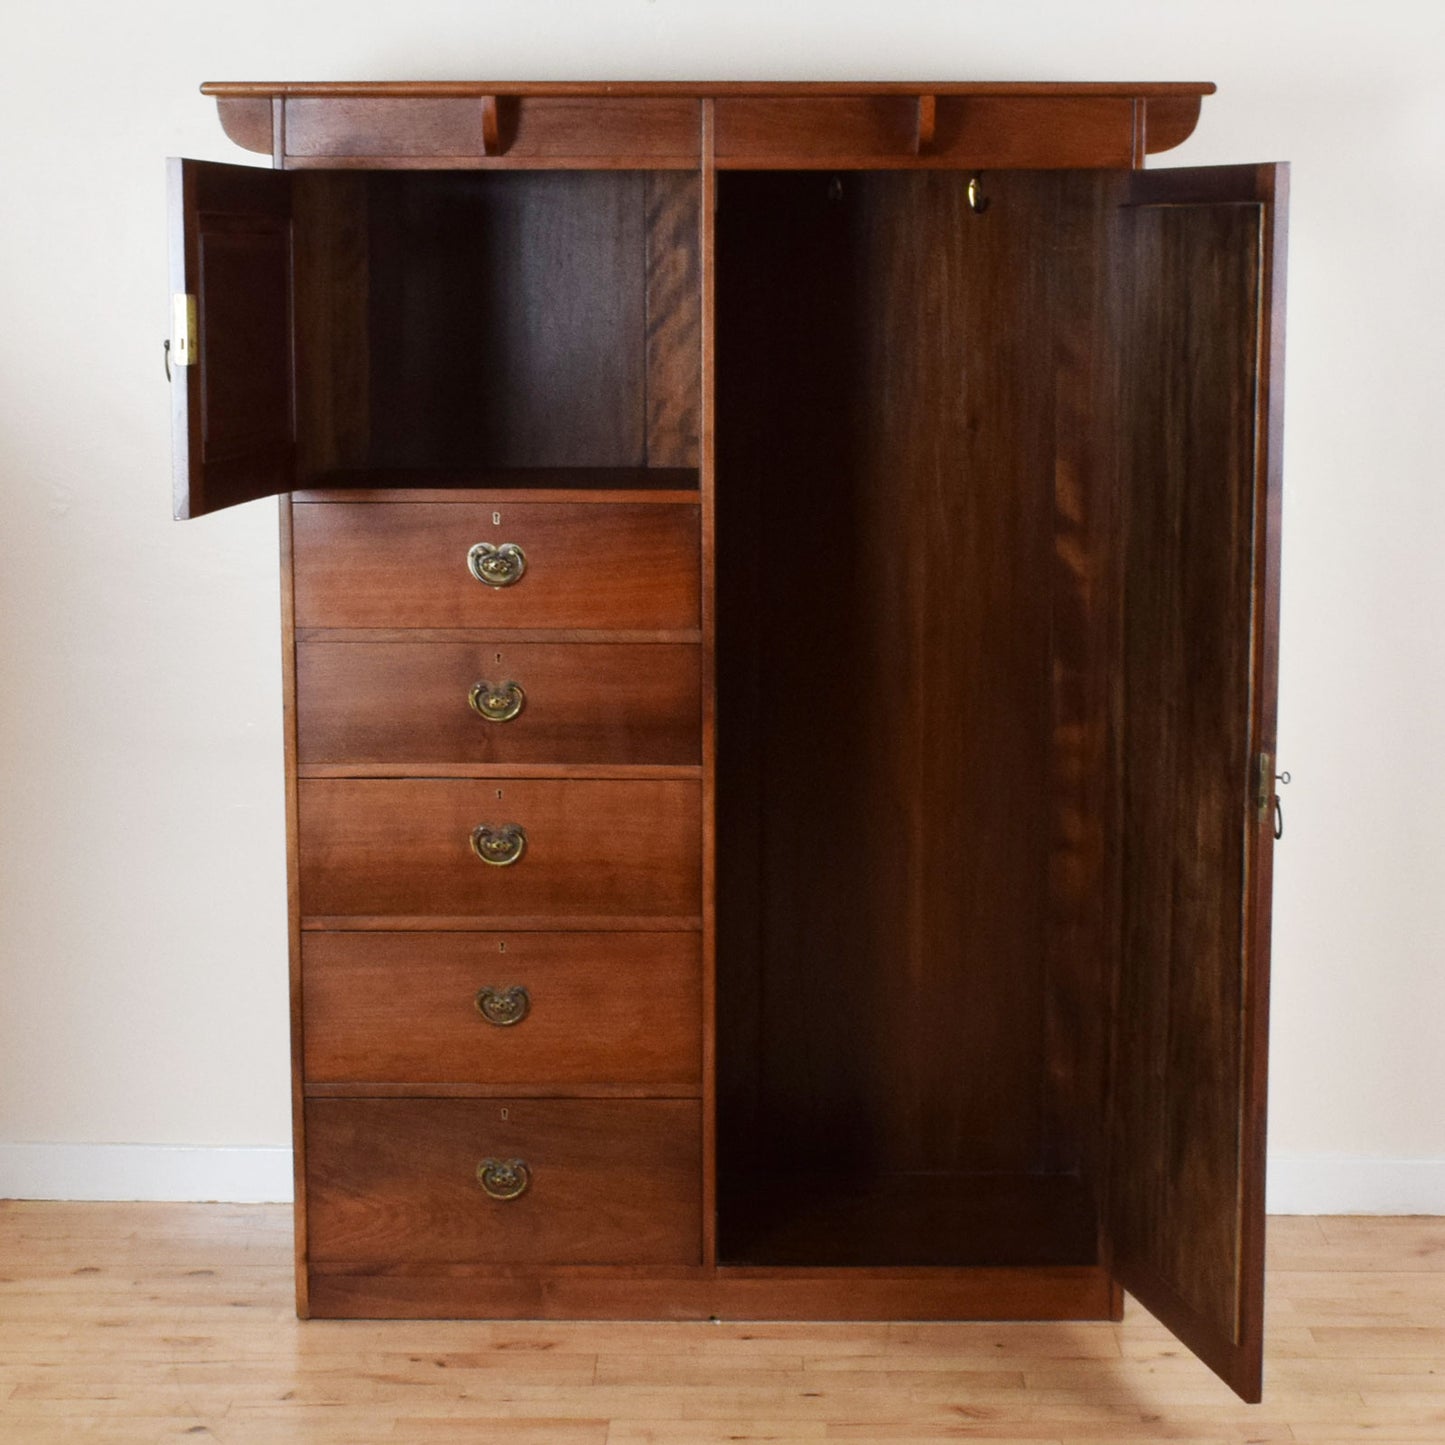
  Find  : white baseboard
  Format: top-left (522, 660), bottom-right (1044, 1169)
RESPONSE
top-left (2, 1144), bottom-right (1443, 1212)
top-left (0, 1144), bottom-right (293, 1203)
top-left (1266, 1154), bottom-right (1445, 1214)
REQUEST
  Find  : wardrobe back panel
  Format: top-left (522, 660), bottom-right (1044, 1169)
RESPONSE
top-left (369, 171), bottom-right (644, 468)
top-left (292, 170), bottom-right (701, 478)
top-left (717, 171), bottom-right (1092, 1182)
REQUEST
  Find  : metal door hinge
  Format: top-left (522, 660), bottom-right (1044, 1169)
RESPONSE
top-left (1257, 750), bottom-right (1290, 838)
top-left (171, 293), bottom-right (198, 369)
top-left (1255, 751), bottom-right (1273, 818)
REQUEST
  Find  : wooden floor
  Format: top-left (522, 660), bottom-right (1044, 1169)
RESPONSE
top-left (1, 1205), bottom-right (1442, 1442)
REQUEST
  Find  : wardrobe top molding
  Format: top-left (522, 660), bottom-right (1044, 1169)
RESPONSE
top-left (203, 81), bottom-right (1215, 171)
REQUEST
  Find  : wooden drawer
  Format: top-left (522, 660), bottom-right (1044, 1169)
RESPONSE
top-left (303, 931), bottom-right (702, 1089)
top-left (292, 501), bottom-right (701, 631)
top-left (306, 1098), bottom-right (701, 1266)
top-left (298, 778), bottom-right (702, 925)
top-left (296, 641), bottom-right (701, 767)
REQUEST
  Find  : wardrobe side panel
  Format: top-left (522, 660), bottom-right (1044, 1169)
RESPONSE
top-left (279, 496), bottom-right (308, 1314)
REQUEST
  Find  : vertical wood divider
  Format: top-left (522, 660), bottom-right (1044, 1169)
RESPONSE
top-left (699, 99), bottom-right (719, 1268)
top-left (279, 495), bottom-right (309, 1315)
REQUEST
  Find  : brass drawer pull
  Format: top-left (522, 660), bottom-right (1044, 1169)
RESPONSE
top-left (476, 1157), bottom-right (530, 1201)
top-left (475, 984), bottom-right (530, 1026)
top-left (470, 823), bottom-right (526, 866)
top-left (467, 541), bottom-right (527, 588)
top-left (469, 679), bottom-right (525, 722)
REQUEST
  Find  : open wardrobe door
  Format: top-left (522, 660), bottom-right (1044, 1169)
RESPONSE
top-left (1107, 162), bottom-right (1287, 1403)
top-left (168, 159), bottom-right (295, 519)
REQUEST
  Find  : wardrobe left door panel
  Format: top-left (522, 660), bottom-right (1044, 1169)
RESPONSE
top-left (168, 159), bottom-right (295, 519)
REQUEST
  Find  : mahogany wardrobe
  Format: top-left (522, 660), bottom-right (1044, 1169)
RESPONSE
top-left (168, 81), bottom-right (1285, 1401)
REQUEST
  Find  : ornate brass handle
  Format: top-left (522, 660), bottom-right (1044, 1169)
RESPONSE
top-left (475, 984), bottom-right (530, 1027)
top-left (476, 1157), bottom-right (530, 1201)
top-left (467, 542), bottom-right (527, 588)
top-left (470, 823), bottom-right (526, 867)
top-left (468, 679), bottom-right (525, 723)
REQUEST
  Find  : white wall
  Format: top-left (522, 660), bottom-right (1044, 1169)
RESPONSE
top-left (1, 0), bottom-right (1441, 1212)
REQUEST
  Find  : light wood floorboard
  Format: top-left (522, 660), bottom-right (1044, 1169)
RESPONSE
top-left (0, 1204), bottom-right (1442, 1442)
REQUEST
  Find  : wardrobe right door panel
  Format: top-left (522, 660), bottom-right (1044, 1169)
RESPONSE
top-left (1108, 162), bottom-right (1287, 1404)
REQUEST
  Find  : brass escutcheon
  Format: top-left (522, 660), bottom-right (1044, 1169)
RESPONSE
top-left (467, 541), bottom-right (527, 587)
top-left (470, 823), bottom-right (526, 867)
top-left (476, 1157), bottom-right (530, 1201)
top-left (469, 679), bottom-right (525, 722)
top-left (475, 984), bottom-right (530, 1027)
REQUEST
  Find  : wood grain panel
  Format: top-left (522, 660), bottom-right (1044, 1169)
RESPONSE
top-left (302, 931), bottom-right (701, 1089)
top-left (1108, 164), bottom-right (1286, 1404)
top-left (297, 778), bottom-right (701, 921)
top-left (364, 171), bottom-right (646, 469)
top-left (505, 98), bottom-right (700, 160)
top-left (285, 97), bottom-right (486, 156)
top-left (714, 96), bottom-right (1135, 168)
top-left (279, 499), bottom-right (308, 1313)
top-left (291, 501), bottom-right (701, 630)
top-left (697, 102), bottom-right (721, 1269)
top-left (644, 174), bottom-right (702, 467)
top-left (214, 95), bottom-right (272, 152)
top-left (721, 1171), bottom-right (1097, 1268)
top-left (928, 96), bottom-right (1135, 167)
top-left (1144, 95), bottom-right (1205, 153)
top-left (715, 171), bottom-right (1059, 1196)
top-left (305, 1099), bottom-right (701, 1266)
top-left (308, 1261), bottom-right (1114, 1320)
top-left (280, 96), bottom-right (700, 163)
top-left (1113, 202), bottom-right (1258, 1324)
top-left (295, 640), bottom-right (702, 766)
top-left (292, 172), bottom-right (370, 477)
top-left (716, 96), bottom-right (916, 159)
top-left (1041, 173), bottom-right (1124, 1179)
